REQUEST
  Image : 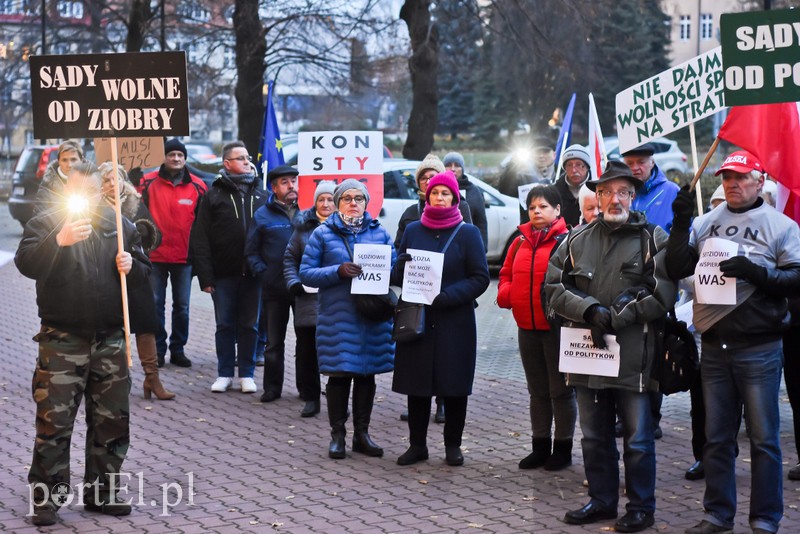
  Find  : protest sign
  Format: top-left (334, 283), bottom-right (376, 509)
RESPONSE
top-left (401, 249), bottom-right (445, 305)
top-left (297, 131), bottom-right (384, 218)
top-left (616, 47), bottom-right (725, 152)
top-left (558, 327), bottom-right (620, 378)
top-left (721, 8), bottom-right (800, 106)
top-left (517, 183), bottom-right (535, 209)
top-left (94, 137), bottom-right (164, 171)
top-left (351, 243), bottom-right (391, 295)
top-left (30, 52), bottom-right (189, 138)
top-left (694, 238), bottom-right (738, 305)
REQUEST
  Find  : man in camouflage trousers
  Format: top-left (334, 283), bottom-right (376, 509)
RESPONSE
top-left (15, 161), bottom-right (151, 526)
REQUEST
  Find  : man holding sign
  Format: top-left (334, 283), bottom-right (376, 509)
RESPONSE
top-left (546, 161), bottom-right (676, 532)
top-left (666, 151), bottom-right (800, 534)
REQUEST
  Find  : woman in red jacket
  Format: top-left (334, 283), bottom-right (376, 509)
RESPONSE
top-left (497, 185), bottom-right (575, 471)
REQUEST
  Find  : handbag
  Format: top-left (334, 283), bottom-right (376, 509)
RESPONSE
top-left (654, 310), bottom-right (700, 395)
top-left (338, 235), bottom-right (398, 322)
top-left (392, 222), bottom-right (464, 343)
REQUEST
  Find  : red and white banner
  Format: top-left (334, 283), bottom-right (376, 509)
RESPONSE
top-left (588, 93), bottom-right (607, 180)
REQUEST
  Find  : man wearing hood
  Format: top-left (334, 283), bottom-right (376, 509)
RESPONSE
top-left (443, 152), bottom-right (487, 251)
top-left (554, 144), bottom-right (592, 227)
top-left (190, 141), bottom-right (267, 394)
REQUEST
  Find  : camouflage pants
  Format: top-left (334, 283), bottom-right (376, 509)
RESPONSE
top-left (28, 326), bottom-right (130, 504)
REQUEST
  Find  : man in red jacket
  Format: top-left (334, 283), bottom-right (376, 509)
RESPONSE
top-left (140, 138), bottom-right (207, 368)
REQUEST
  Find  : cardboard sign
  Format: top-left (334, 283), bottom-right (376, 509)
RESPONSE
top-left (694, 238), bottom-right (738, 305)
top-left (297, 131), bottom-right (384, 218)
top-left (559, 327), bottom-right (620, 377)
top-left (401, 249), bottom-right (445, 305)
top-left (350, 243), bottom-right (391, 295)
top-left (616, 47), bottom-right (726, 152)
top-left (94, 137), bottom-right (164, 171)
top-left (29, 51), bottom-right (189, 138)
top-left (518, 183), bottom-right (535, 209)
top-left (721, 8), bottom-right (800, 106)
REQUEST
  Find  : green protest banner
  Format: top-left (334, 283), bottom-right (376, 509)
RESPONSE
top-left (721, 8), bottom-right (800, 106)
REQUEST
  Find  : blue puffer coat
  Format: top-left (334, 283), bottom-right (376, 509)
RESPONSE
top-left (632, 165), bottom-right (679, 233)
top-left (299, 211), bottom-right (396, 376)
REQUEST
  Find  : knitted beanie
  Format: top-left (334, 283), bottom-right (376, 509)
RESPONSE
top-left (314, 180), bottom-right (336, 203)
top-left (164, 138), bottom-right (187, 157)
top-left (442, 152), bottom-right (465, 170)
top-left (333, 178), bottom-right (370, 207)
top-left (415, 154), bottom-right (446, 186)
top-left (425, 171), bottom-right (460, 205)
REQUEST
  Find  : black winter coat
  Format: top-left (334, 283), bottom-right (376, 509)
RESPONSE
top-left (283, 208), bottom-right (321, 327)
top-left (553, 174), bottom-right (583, 228)
top-left (458, 178), bottom-right (488, 251)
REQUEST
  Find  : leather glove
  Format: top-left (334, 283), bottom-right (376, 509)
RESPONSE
top-left (585, 305), bottom-right (613, 350)
top-left (719, 256), bottom-right (767, 286)
top-left (337, 262), bottom-right (362, 279)
top-left (396, 252), bottom-right (412, 264)
top-left (611, 286), bottom-right (651, 314)
top-left (671, 184), bottom-right (695, 230)
top-left (288, 283), bottom-right (306, 298)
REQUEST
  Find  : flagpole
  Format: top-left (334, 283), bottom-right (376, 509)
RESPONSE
top-left (110, 138), bottom-right (132, 368)
top-left (689, 137), bottom-right (721, 192)
top-left (689, 123), bottom-right (704, 215)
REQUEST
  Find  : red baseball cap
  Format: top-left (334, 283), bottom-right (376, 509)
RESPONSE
top-left (715, 150), bottom-right (763, 176)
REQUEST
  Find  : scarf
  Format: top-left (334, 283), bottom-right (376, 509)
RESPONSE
top-left (339, 212), bottom-right (364, 231)
top-left (420, 203), bottom-right (463, 230)
top-left (222, 170), bottom-right (256, 196)
top-left (57, 166), bottom-right (69, 182)
top-left (316, 211), bottom-right (330, 223)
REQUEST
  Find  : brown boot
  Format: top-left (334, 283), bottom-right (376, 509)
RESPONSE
top-left (137, 334), bottom-right (176, 400)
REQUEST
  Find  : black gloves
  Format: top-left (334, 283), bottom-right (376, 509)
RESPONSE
top-left (719, 256), bottom-right (767, 286)
top-left (289, 283), bottom-right (306, 298)
top-left (337, 262), bottom-right (363, 279)
top-left (611, 286), bottom-right (651, 314)
top-left (396, 252), bottom-right (412, 264)
top-left (585, 305), bottom-right (613, 349)
top-left (671, 184), bottom-right (695, 230)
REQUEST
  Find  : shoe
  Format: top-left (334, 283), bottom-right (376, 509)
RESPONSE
top-left (685, 460), bottom-right (705, 480)
top-left (138, 334), bottom-right (175, 400)
top-left (211, 377), bottom-right (233, 392)
top-left (789, 463), bottom-right (800, 480)
top-left (563, 502), bottom-right (618, 525)
top-left (301, 400), bottom-right (320, 418)
top-left (518, 437), bottom-right (551, 469)
top-left (170, 353), bottom-right (192, 368)
top-left (30, 505), bottom-right (58, 526)
top-left (255, 355), bottom-right (265, 367)
top-left (614, 511), bottom-right (654, 533)
top-left (397, 445), bottom-right (429, 466)
top-left (400, 410), bottom-right (409, 421)
top-left (84, 496), bottom-right (132, 516)
top-left (239, 377), bottom-right (257, 393)
top-left (654, 425), bottom-right (663, 439)
top-left (445, 446), bottom-right (464, 466)
top-left (434, 401), bottom-right (445, 424)
top-left (260, 390), bottom-right (281, 403)
top-left (685, 520), bottom-right (733, 534)
top-left (543, 439), bottom-right (572, 471)
top-left (352, 432), bottom-right (384, 457)
top-left (157, 354), bottom-right (165, 368)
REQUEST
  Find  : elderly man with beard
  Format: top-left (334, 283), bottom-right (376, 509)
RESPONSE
top-left (546, 161), bottom-right (676, 533)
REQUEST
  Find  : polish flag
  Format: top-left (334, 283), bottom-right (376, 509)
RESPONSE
top-left (588, 93), bottom-right (607, 180)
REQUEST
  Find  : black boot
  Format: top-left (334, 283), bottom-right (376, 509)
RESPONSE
top-left (326, 378), bottom-right (350, 459)
top-left (434, 397), bottom-right (446, 424)
top-left (543, 438), bottom-right (573, 471)
top-left (351, 377), bottom-right (383, 457)
top-left (519, 437), bottom-right (551, 469)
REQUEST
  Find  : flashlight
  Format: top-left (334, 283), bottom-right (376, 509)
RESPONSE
top-left (67, 195), bottom-right (90, 216)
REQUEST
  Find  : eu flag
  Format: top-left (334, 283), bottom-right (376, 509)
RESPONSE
top-left (554, 92), bottom-right (576, 170)
top-left (257, 81), bottom-right (285, 187)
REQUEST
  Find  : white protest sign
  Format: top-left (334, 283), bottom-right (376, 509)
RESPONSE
top-left (401, 248), bottom-right (445, 305)
top-left (675, 299), bottom-right (694, 328)
top-left (694, 238), bottom-right (738, 305)
top-left (558, 327), bottom-right (621, 377)
top-left (616, 47), bottom-right (726, 153)
top-left (350, 243), bottom-right (391, 295)
top-left (518, 183), bottom-right (535, 209)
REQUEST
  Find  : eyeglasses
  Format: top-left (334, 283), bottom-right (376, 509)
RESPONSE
top-left (596, 189), bottom-right (633, 200)
top-left (226, 155), bottom-right (252, 162)
top-left (340, 195), bottom-right (366, 204)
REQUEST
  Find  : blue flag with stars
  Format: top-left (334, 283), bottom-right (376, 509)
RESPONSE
top-left (257, 81), bottom-right (284, 186)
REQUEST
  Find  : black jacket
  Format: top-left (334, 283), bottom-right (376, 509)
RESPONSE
top-left (553, 173), bottom-right (583, 228)
top-left (16, 206), bottom-right (151, 339)
top-left (459, 178), bottom-right (488, 251)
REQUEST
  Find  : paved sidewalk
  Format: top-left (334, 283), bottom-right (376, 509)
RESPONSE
top-left (0, 259), bottom-right (799, 533)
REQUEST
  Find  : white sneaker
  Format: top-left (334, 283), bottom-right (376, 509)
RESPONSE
top-left (239, 377), bottom-right (257, 393)
top-left (211, 377), bottom-right (233, 392)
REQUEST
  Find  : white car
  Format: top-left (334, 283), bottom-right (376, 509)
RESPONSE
top-left (380, 159), bottom-right (520, 264)
top-left (603, 136), bottom-right (689, 178)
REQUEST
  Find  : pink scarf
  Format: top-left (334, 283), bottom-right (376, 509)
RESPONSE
top-left (420, 204), bottom-right (463, 230)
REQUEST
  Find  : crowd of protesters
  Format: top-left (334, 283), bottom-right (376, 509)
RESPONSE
top-left (17, 137), bottom-right (800, 534)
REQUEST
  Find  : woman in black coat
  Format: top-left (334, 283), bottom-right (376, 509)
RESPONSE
top-left (100, 162), bottom-right (175, 400)
top-left (392, 171), bottom-right (490, 466)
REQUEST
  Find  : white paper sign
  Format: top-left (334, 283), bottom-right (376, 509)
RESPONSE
top-left (694, 238), bottom-right (738, 305)
top-left (401, 248), bottom-right (445, 305)
top-left (559, 327), bottom-right (621, 378)
top-left (675, 299), bottom-right (694, 327)
top-left (302, 284), bottom-right (318, 294)
top-left (518, 183), bottom-right (535, 209)
top-left (350, 243), bottom-right (391, 295)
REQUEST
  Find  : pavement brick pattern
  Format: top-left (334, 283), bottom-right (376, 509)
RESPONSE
top-left (0, 261), bottom-right (799, 533)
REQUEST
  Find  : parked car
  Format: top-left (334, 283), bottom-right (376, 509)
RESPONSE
top-left (185, 143), bottom-right (222, 166)
top-left (8, 145), bottom-right (60, 226)
top-left (380, 159), bottom-right (519, 264)
top-left (603, 136), bottom-right (689, 178)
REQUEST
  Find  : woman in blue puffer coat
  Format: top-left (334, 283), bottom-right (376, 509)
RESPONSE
top-left (299, 179), bottom-right (396, 460)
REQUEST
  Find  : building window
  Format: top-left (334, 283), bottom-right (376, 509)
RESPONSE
top-left (701, 13), bottom-right (713, 41)
top-left (223, 46), bottom-right (235, 68)
top-left (56, 0), bottom-right (84, 19)
top-left (680, 15), bottom-right (691, 41)
top-left (0, 0), bottom-right (37, 16)
top-left (177, 1), bottom-right (210, 24)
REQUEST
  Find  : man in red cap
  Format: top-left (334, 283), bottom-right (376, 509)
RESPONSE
top-left (666, 151), bottom-right (800, 534)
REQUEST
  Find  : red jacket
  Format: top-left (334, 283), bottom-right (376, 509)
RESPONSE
top-left (141, 166), bottom-right (207, 264)
top-left (497, 217), bottom-right (568, 330)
